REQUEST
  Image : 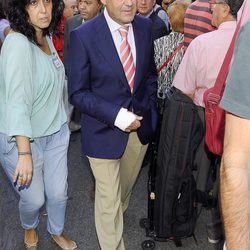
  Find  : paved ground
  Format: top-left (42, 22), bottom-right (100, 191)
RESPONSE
top-left (0, 132), bottom-right (224, 250)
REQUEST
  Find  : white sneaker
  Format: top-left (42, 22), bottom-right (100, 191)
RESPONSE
top-left (208, 236), bottom-right (221, 244)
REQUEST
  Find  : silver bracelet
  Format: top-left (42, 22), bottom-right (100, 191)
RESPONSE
top-left (18, 151), bottom-right (32, 156)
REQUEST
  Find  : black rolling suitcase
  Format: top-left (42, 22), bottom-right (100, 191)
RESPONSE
top-left (141, 87), bottom-right (203, 249)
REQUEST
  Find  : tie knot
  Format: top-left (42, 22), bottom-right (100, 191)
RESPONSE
top-left (119, 25), bottom-right (129, 38)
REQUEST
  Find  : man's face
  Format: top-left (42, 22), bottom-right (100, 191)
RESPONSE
top-left (78, 0), bottom-right (102, 21)
top-left (101, 0), bottom-right (137, 25)
top-left (64, 0), bottom-right (78, 18)
top-left (137, 0), bottom-right (155, 16)
top-left (210, 0), bottom-right (228, 28)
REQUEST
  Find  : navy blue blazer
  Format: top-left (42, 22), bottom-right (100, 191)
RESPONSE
top-left (67, 13), bottom-right (158, 159)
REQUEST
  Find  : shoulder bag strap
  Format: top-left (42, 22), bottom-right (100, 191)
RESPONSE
top-left (157, 42), bottom-right (184, 73)
top-left (213, 1), bottom-right (246, 97)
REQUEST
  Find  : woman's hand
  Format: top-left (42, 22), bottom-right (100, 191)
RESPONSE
top-left (13, 154), bottom-right (33, 188)
top-left (13, 136), bottom-right (33, 188)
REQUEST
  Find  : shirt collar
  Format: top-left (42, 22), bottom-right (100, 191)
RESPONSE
top-left (137, 9), bottom-right (154, 18)
top-left (218, 20), bottom-right (237, 30)
top-left (146, 9), bottom-right (154, 18)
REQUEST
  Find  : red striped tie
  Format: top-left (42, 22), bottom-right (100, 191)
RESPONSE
top-left (119, 26), bottom-right (135, 91)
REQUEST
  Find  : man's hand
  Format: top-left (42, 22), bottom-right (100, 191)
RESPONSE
top-left (125, 115), bottom-right (142, 132)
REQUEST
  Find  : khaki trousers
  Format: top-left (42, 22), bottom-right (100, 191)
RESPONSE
top-left (88, 132), bottom-right (148, 250)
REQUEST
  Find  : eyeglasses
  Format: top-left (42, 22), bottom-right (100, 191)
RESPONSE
top-left (209, 1), bottom-right (227, 11)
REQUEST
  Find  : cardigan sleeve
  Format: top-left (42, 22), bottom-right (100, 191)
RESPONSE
top-left (2, 33), bottom-right (34, 138)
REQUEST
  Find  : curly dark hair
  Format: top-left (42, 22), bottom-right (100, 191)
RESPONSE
top-left (0, 2), bottom-right (6, 19)
top-left (5, 0), bottom-right (64, 45)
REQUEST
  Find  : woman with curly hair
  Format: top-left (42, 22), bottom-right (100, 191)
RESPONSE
top-left (0, 0), bottom-right (77, 249)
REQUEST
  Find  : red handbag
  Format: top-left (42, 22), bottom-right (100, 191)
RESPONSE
top-left (203, 17), bottom-right (243, 155)
top-left (203, 88), bottom-right (226, 155)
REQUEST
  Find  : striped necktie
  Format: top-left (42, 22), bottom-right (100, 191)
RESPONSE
top-left (118, 26), bottom-right (135, 91)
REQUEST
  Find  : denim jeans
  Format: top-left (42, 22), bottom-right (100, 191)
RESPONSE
top-left (0, 123), bottom-right (69, 235)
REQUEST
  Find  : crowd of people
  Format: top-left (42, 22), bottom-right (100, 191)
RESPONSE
top-left (0, 0), bottom-right (250, 250)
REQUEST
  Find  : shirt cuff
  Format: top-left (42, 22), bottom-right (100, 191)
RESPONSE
top-left (114, 108), bottom-right (136, 131)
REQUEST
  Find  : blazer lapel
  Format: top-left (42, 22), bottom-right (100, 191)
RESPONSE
top-left (95, 14), bottom-right (131, 91)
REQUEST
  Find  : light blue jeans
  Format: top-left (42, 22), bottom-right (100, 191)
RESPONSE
top-left (0, 123), bottom-right (69, 235)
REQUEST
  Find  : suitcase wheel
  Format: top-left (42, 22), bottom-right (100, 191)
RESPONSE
top-left (141, 240), bottom-right (155, 250)
top-left (139, 218), bottom-right (149, 229)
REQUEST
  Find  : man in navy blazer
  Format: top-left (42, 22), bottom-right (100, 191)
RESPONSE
top-left (67, 0), bottom-right (157, 248)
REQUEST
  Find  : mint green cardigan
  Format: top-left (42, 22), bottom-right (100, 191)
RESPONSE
top-left (0, 32), bottom-right (67, 139)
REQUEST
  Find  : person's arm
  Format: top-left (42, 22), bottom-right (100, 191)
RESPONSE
top-left (220, 113), bottom-right (250, 250)
top-left (219, 22), bottom-right (250, 250)
top-left (4, 25), bottom-right (10, 37)
top-left (3, 34), bottom-right (33, 138)
top-left (2, 34), bottom-right (34, 184)
top-left (172, 39), bottom-right (200, 101)
top-left (0, 19), bottom-right (10, 41)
